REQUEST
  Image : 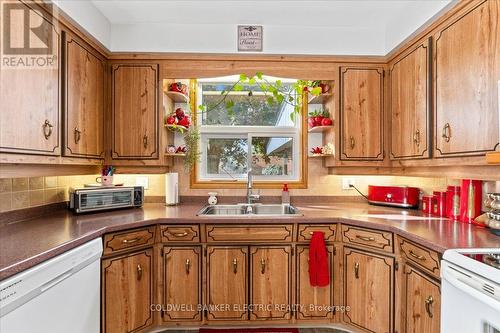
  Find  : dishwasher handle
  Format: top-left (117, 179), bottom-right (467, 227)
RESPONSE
top-left (40, 268), bottom-right (74, 293)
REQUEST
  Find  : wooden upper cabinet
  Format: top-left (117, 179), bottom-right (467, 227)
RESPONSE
top-left (343, 247), bottom-right (394, 333)
top-left (249, 246), bottom-right (292, 320)
top-left (390, 39), bottom-right (431, 160)
top-left (162, 246), bottom-right (202, 322)
top-left (340, 67), bottom-right (384, 160)
top-left (206, 246), bottom-right (248, 321)
top-left (102, 249), bottom-right (154, 333)
top-left (403, 266), bottom-right (441, 333)
top-left (64, 33), bottom-right (105, 159)
top-left (434, 0), bottom-right (500, 157)
top-left (111, 64), bottom-right (159, 159)
top-left (0, 1), bottom-right (60, 155)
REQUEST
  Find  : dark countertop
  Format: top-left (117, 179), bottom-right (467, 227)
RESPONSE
top-left (1, 202), bottom-right (499, 280)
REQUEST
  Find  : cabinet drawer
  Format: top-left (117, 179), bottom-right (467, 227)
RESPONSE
top-left (297, 224), bottom-right (336, 242)
top-left (399, 238), bottom-right (440, 277)
top-left (160, 225), bottom-right (200, 242)
top-left (206, 225), bottom-right (293, 242)
top-left (341, 225), bottom-right (393, 252)
top-left (103, 227), bottom-right (155, 255)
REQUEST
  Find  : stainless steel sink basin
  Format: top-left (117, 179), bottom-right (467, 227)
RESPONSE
top-left (197, 204), bottom-right (302, 217)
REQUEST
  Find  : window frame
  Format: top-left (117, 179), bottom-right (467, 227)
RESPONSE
top-left (189, 78), bottom-right (308, 189)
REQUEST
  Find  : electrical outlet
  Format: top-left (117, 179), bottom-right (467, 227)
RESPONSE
top-left (136, 176), bottom-right (149, 189)
top-left (342, 177), bottom-right (355, 190)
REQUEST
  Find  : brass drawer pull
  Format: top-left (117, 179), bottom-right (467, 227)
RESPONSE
top-left (356, 235), bottom-right (375, 242)
top-left (409, 250), bottom-right (426, 261)
top-left (122, 237), bottom-right (140, 244)
top-left (74, 127), bottom-right (81, 144)
top-left (185, 259), bottom-right (191, 274)
top-left (413, 130), bottom-right (420, 147)
top-left (170, 231), bottom-right (188, 237)
top-left (143, 134), bottom-right (148, 148)
top-left (442, 123), bottom-right (451, 142)
top-left (425, 296), bottom-right (434, 318)
top-left (354, 262), bottom-right (360, 279)
top-left (260, 258), bottom-right (266, 274)
top-left (349, 136), bottom-right (355, 150)
top-left (42, 120), bottom-right (53, 140)
top-left (137, 264), bottom-right (143, 280)
top-left (232, 258), bottom-right (238, 274)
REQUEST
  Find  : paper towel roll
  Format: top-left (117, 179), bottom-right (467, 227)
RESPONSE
top-left (165, 173), bottom-right (179, 205)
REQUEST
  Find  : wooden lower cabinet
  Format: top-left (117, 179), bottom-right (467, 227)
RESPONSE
top-left (102, 249), bottom-right (154, 333)
top-left (343, 247), bottom-right (394, 333)
top-left (296, 245), bottom-right (334, 320)
top-left (162, 246), bottom-right (202, 322)
top-left (249, 246), bottom-right (292, 320)
top-left (403, 265), bottom-right (441, 333)
top-left (206, 246), bottom-right (248, 321)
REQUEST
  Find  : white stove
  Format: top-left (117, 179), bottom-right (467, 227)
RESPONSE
top-left (441, 248), bottom-right (500, 333)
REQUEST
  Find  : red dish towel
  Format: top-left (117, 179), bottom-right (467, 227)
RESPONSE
top-left (309, 231), bottom-right (330, 287)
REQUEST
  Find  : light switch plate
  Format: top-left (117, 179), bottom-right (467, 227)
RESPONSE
top-left (136, 176), bottom-right (149, 189)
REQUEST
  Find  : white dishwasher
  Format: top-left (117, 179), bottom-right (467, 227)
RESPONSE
top-left (0, 238), bottom-right (102, 333)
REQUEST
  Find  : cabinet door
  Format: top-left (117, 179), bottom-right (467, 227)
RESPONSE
top-left (250, 246), bottom-right (292, 320)
top-left (0, 1), bottom-right (60, 155)
top-left (102, 249), bottom-right (153, 333)
top-left (344, 247), bottom-right (394, 333)
top-left (64, 33), bottom-right (105, 158)
top-left (296, 245), bottom-right (334, 320)
top-left (206, 246), bottom-right (248, 320)
top-left (112, 64), bottom-right (158, 159)
top-left (404, 265), bottom-right (441, 333)
top-left (434, 1), bottom-right (500, 157)
top-left (162, 246), bottom-right (202, 322)
top-left (340, 67), bottom-right (384, 160)
top-left (390, 39), bottom-right (431, 160)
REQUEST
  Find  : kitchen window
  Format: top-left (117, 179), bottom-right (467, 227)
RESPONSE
top-left (194, 75), bottom-right (305, 187)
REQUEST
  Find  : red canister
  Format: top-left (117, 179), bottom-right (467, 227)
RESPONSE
top-left (446, 185), bottom-right (461, 220)
top-left (459, 179), bottom-right (482, 224)
top-left (432, 191), bottom-right (447, 217)
top-left (422, 195), bottom-right (435, 215)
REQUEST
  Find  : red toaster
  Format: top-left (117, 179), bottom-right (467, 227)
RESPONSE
top-left (367, 185), bottom-right (420, 208)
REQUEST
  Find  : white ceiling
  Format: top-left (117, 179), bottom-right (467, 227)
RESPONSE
top-left (56, 0), bottom-right (454, 55)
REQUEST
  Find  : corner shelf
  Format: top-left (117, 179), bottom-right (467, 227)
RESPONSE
top-left (165, 153), bottom-right (186, 157)
top-left (164, 91), bottom-right (189, 103)
top-left (165, 124), bottom-right (189, 132)
top-left (308, 125), bottom-right (333, 133)
top-left (308, 93), bottom-right (333, 104)
top-left (308, 154), bottom-right (334, 158)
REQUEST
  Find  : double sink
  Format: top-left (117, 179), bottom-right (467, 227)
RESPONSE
top-left (197, 203), bottom-right (302, 217)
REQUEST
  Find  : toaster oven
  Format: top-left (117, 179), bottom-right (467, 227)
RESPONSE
top-left (69, 186), bottom-right (144, 213)
top-left (367, 185), bottom-right (420, 208)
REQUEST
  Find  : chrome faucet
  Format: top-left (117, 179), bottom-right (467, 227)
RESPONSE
top-left (246, 169), bottom-right (260, 210)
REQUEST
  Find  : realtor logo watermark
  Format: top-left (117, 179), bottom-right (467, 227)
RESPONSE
top-left (1, 1), bottom-right (57, 68)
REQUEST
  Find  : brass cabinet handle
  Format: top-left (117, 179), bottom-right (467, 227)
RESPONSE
top-left (260, 258), bottom-right (266, 274)
top-left (442, 123), bottom-right (451, 142)
top-left (409, 250), bottom-right (426, 261)
top-left (122, 237), bottom-right (140, 244)
top-left (137, 264), bottom-right (143, 280)
top-left (42, 120), bottom-right (53, 140)
top-left (413, 130), bottom-right (421, 147)
top-left (143, 134), bottom-right (148, 148)
top-left (232, 258), bottom-right (238, 274)
top-left (425, 296), bottom-right (434, 318)
top-left (354, 262), bottom-right (360, 279)
top-left (349, 136), bottom-right (355, 150)
top-left (185, 259), bottom-right (191, 275)
top-left (170, 231), bottom-right (188, 237)
top-left (74, 127), bottom-right (81, 144)
top-left (356, 235), bottom-right (375, 242)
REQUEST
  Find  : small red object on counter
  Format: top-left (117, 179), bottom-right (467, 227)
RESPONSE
top-left (422, 195), bottom-right (435, 215)
top-left (460, 179), bottom-right (483, 224)
top-left (432, 191), bottom-right (447, 217)
top-left (446, 185), bottom-right (461, 220)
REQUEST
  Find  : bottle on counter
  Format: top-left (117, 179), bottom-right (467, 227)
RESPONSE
top-left (282, 184), bottom-right (290, 205)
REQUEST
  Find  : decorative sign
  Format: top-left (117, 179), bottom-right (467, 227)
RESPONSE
top-left (238, 25), bottom-right (263, 52)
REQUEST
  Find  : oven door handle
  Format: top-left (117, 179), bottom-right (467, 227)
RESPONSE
top-left (441, 264), bottom-right (500, 310)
